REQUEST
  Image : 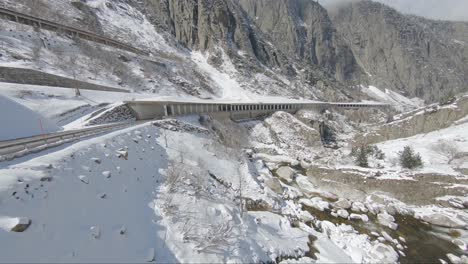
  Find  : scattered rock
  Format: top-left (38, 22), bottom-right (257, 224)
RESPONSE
top-left (91, 158), bottom-right (101, 164)
top-left (300, 160), bottom-right (312, 169)
top-left (388, 222), bottom-right (399, 230)
top-left (317, 191), bottom-right (338, 201)
top-left (351, 202), bottom-right (368, 213)
top-left (265, 162), bottom-right (278, 171)
top-left (446, 253), bottom-right (461, 264)
top-left (275, 166), bottom-right (295, 183)
top-left (40, 175), bottom-right (53, 182)
top-left (295, 175), bottom-right (316, 195)
top-left (448, 200), bottom-right (465, 209)
top-left (463, 201), bottom-right (468, 208)
top-left (333, 198), bottom-right (352, 210)
top-left (337, 209), bottom-right (349, 219)
top-left (452, 239), bottom-right (467, 251)
top-left (368, 243), bottom-right (399, 263)
top-left (116, 150), bottom-right (128, 160)
top-left (10, 217), bottom-right (31, 232)
top-left (119, 226), bottom-right (127, 235)
top-left (421, 213), bottom-right (467, 228)
top-left (385, 204), bottom-right (397, 215)
top-left (78, 175), bottom-right (89, 184)
top-left (102, 171), bottom-right (111, 178)
top-left (381, 231), bottom-right (396, 244)
top-left (298, 210), bottom-right (315, 222)
top-left (90, 226), bottom-right (100, 239)
top-left (338, 224), bottom-right (354, 233)
top-left (300, 197), bottom-right (330, 211)
top-left (377, 213), bottom-right (395, 227)
top-left (349, 213), bottom-right (369, 222)
top-left (98, 193), bottom-right (107, 199)
top-left (264, 178), bottom-right (283, 193)
top-left (146, 248), bottom-right (155, 262)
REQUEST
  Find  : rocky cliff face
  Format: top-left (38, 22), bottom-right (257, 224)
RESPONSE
top-left (239, 0), bottom-right (362, 84)
top-left (139, 0), bottom-right (363, 94)
top-left (330, 0), bottom-right (468, 102)
top-left (140, 0), bottom-right (468, 103)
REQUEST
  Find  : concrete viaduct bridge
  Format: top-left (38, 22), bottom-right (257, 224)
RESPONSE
top-left (125, 99), bottom-right (388, 120)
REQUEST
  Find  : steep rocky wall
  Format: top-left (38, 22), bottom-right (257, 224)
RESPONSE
top-left (331, 1), bottom-right (468, 102)
top-left (355, 96), bottom-right (468, 144)
top-left (139, 0), bottom-right (363, 92)
top-left (238, 0), bottom-right (362, 84)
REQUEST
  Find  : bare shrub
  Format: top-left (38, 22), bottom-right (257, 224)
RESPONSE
top-left (432, 140), bottom-right (461, 164)
top-left (182, 217), bottom-right (236, 253)
top-left (165, 159), bottom-right (185, 193)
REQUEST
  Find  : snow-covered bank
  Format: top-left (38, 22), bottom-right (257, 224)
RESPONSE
top-left (0, 94), bottom-right (61, 140)
top-left (0, 117), bottom-right (320, 263)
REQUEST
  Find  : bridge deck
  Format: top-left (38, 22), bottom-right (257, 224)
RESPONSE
top-left (125, 99), bottom-right (388, 120)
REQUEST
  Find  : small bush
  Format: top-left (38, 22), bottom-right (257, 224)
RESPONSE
top-left (351, 145), bottom-right (369, 167)
top-left (350, 145), bottom-right (385, 163)
top-left (399, 146), bottom-right (423, 169)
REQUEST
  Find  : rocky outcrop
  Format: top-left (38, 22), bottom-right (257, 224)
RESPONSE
top-left (239, 0), bottom-right (362, 84)
top-left (10, 217), bottom-right (31, 232)
top-left (331, 1), bottom-right (468, 102)
top-left (139, 0), bottom-right (363, 98)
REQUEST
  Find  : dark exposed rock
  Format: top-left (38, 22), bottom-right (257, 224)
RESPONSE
top-left (330, 0), bottom-right (468, 102)
top-left (10, 218), bottom-right (31, 232)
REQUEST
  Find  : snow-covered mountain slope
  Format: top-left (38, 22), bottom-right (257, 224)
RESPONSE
top-left (377, 120), bottom-right (468, 175)
top-left (0, 117), bottom-right (358, 263)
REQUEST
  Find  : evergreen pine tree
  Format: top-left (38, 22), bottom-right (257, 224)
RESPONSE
top-left (399, 146), bottom-right (423, 169)
top-left (356, 145), bottom-right (369, 167)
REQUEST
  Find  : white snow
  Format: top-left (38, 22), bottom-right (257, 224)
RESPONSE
top-left (191, 51), bottom-right (253, 100)
top-left (0, 94), bottom-right (61, 140)
top-left (361, 85), bottom-right (424, 112)
top-left (377, 121), bottom-right (468, 175)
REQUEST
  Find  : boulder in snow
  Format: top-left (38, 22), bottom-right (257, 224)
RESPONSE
top-left (420, 213), bottom-right (467, 228)
top-left (78, 175), bottom-right (89, 184)
top-left (351, 202), bottom-right (368, 213)
top-left (264, 178), bottom-right (283, 194)
top-left (333, 198), bottom-right (352, 210)
top-left (337, 209), bottom-right (349, 219)
top-left (446, 253), bottom-right (461, 264)
top-left (102, 171), bottom-right (111, 178)
top-left (295, 175), bottom-right (316, 195)
top-left (119, 226), bottom-right (127, 235)
top-left (91, 158), bottom-right (101, 164)
top-left (146, 248), bottom-right (155, 262)
top-left (275, 166), bottom-right (295, 183)
top-left (448, 200), bottom-right (465, 209)
top-left (377, 213), bottom-right (395, 227)
top-left (349, 213), bottom-right (369, 222)
top-left (90, 226), bottom-right (100, 239)
top-left (367, 243), bottom-right (399, 263)
top-left (452, 239), bottom-right (467, 251)
top-left (300, 160), bottom-right (312, 169)
top-left (116, 150), bottom-right (128, 160)
top-left (300, 197), bottom-right (329, 211)
top-left (10, 217), bottom-right (31, 232)
top-left (298, 210), bottom-right (315, 223)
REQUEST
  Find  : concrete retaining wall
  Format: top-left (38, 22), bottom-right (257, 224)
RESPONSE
top-left (0, 67), bottom-right (129, 93)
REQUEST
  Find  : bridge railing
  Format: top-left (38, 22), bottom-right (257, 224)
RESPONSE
top-left (0, 121), bottom-right (136, 161)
